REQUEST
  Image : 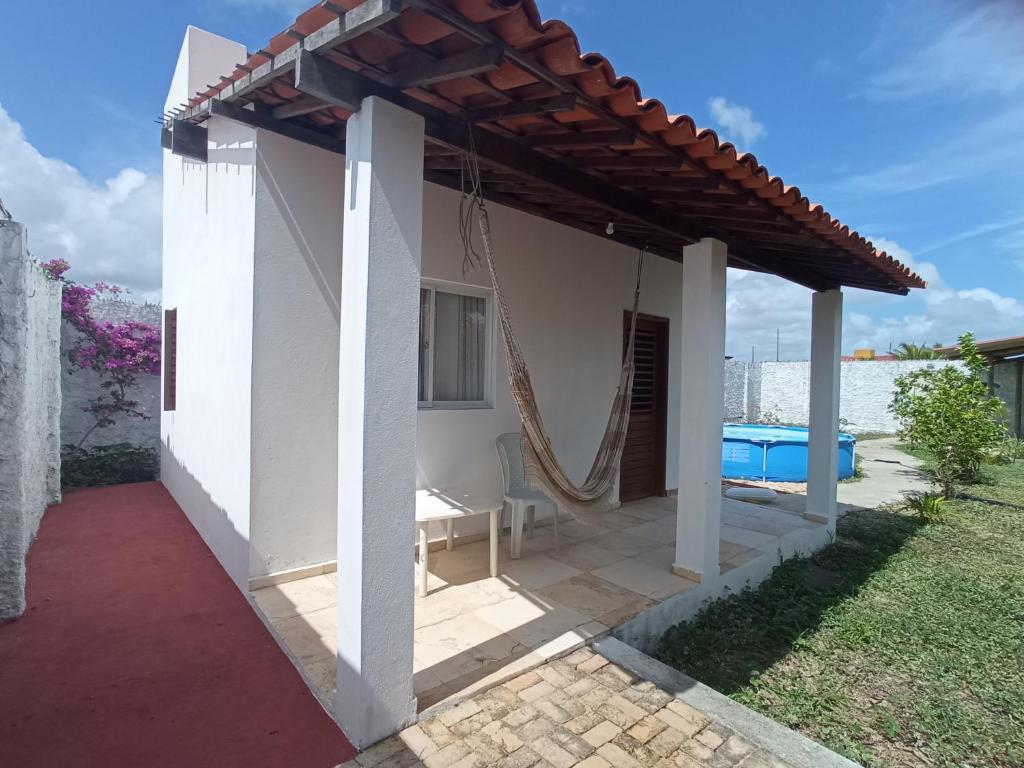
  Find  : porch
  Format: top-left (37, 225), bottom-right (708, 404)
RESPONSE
top-left (159, 0), bottom-right (925, 750)
top-left (253, 495), bottom-right (824, 713)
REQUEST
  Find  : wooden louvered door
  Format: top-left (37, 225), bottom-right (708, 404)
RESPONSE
top-left (620, 313), bottom-right (668, 502)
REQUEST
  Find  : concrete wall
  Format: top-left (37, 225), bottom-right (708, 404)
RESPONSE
top-left (991, 360), bottom-right (1023, 438)
top-left (724, 359), bottom-right (962, 433)
top-left (0, 221), bottom-right (62, 620)
top-left (61, 299), bottom-right (161, 450)
top-left (160, 28), bottom-right (256, 592)
top-left (249, 130), bottom-right (344, 580)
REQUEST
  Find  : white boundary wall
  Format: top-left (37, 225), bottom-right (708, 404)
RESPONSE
top-left (724, 359), bottom-right (962, 433)
top-left (0, 221), bottom-right (62, 620)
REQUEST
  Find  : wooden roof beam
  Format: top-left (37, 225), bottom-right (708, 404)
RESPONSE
top-left (273, 94), bottom-right (331, 119)
top-left (464, 95), bottom-right (577, 123)
top-left (383, 44), bottom-right (504, 88)
top-left (292, 49), bottom-right (840, 293)
top-left (521, 129), bottom-right (634, 148)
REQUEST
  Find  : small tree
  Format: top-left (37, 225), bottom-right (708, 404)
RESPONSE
top-left (890, 332), bottom-right (1005, 496)
top-left (41, 259), bottom-right (161, 448)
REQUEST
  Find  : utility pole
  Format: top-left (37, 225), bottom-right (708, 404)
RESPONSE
top-left (776, 328), bottom-right (780, 362)
top-left (750, 345), bottom-right (755, 363)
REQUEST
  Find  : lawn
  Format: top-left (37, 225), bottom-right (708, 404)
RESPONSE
top-left (656, 454), bottom-right (1024, 767)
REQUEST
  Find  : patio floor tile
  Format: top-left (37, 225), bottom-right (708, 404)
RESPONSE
top-left (591, 558), bottom-right (698, 601)
top-left (538, 573), bottom-right (646, 618)
top-left (251, 574), bottom-right (336, 620)
top-left (547, 541), bottom-right (627, 571)
top-left (499, 554), bottom-right (581, 590)
top-left (589, 531), bottom-right (662, 558)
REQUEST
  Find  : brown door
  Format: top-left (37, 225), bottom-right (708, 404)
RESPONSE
top-left (620, 313), bottom-right (669, 502)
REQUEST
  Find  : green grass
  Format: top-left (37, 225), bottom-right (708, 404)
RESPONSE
top-left (655, 455), bottom-right (1024, 767)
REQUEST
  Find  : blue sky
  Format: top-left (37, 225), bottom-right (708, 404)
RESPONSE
top-left (0, 0), bottom-right (1021, 359)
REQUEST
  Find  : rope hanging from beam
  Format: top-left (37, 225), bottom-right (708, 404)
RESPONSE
top-left (459, 125), bottom-right (645, 521)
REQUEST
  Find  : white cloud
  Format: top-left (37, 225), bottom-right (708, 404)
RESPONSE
top-left (0, 103), bottom-right (161, 300)
top-left (830, 101), bottom-right (1024, 196)
top-left (864, 0), bottom-right (1024, 102)
top-left (725, 236), bottom-right (1024, 360)
top-left (708, 97), bottom-right (765, 148)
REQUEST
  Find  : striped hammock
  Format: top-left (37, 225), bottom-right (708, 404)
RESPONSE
top-left (468, 186), bottom-right (644, 522)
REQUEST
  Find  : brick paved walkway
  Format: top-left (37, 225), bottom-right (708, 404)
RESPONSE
top-left (341, 646), bottom-right (793, 768)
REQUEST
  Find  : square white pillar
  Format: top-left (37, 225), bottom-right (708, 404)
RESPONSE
top-left (673, 238), bottom-right (728, 583)
top-left (806, 289), bottom-right (843, 530)
top-left (335, 95), bottom-right (424, 747)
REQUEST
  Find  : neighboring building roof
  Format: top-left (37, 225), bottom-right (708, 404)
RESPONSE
top-left (167, 0), bottom-right (926, 295)
top-left (936, 335), bottom-right (1024, 361)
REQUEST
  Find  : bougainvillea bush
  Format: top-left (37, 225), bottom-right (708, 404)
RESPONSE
top-left (41, 259), bottom-right (161, 486)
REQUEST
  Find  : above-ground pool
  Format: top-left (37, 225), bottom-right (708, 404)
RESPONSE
top-left (722, 424), bottom-right (856, 482)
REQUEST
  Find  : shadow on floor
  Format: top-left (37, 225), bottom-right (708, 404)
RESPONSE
top-left (652, 506), bottom-right (923, 695)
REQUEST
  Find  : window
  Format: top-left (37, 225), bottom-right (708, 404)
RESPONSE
top-left (418, 283), bottom-right (491, 408)
top-left (163, 308), bottom-right (177, 411)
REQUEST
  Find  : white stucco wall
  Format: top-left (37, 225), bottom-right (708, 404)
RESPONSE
top-left (0, 221), bottom-right (62, 620)
top-left (249, 130), bottom-right (344, 579)
top-left (414, 184), bottom-right (684, 541)
top-left (725, 360), bottom-right (963, 433)
top-left (160, 28), bottom-right (256, 592)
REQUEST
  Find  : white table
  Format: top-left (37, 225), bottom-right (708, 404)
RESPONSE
top-left (415, 489), bottom-right (502, 597)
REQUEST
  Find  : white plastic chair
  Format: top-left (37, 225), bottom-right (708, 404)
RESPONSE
top-left (496, 432), bottom-right (559, 558)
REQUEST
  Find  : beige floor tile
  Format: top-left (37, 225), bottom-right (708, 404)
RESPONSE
top-left (620, 519), bottom-right (676, 544)
top-left (415, 577), bottom-right (518, 629)
top-left (591, 558), bottom-right (697, 601)
top-left (589, 531), bottom-right (662, 558)
top-left (546, 541), bottom-right (626, 572)
top-left (718, 540), bottom-right (753, 561)
top-left (499, 554), bottom-right (581, 590)
top-left (596, 596), bottom-right (655, 627)
top-left (733, 515), bottom-right (802, 537)
top-left (726, 547), bottom-right (764, 568)
top-left (636, 545), bottom-right (675, 570)
top-left (272, 609), bottom-right (335, 664)
top-left (596, 511), bottom-right (648, 531)
top-left (720, 525), bottom-right (778, 549)
top-left (531, 621), bottom-right (608, 658)
top-left (251, 574), bottom-right (335, 621)
top-left (473, 595), bottom-right (590, 648)
top-left (301, 656), bottom-right (337, 700)
top-left (413, 612), bottom-right (509, 669)
top-left (538, 573), bottom-right (645, 619)
top-left (617, 500), bottom-right (672, 521)
top-left (557, 520), bottom-right (611, 541)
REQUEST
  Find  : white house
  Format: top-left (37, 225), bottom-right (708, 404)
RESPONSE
top-left (159, 0), bottom-right (924, 749)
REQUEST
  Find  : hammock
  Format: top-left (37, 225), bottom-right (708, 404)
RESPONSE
top-left (459, 142), bottom-right (644, 523)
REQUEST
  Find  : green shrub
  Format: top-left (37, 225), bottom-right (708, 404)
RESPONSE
top-left (890, 332), bottom-right (1006, 496)
top-left (991, 436), bottom-right (1024, 464)
top-left (61, 443), bottom-right (158, 489)
top-left (904, 492), bottom-right (946, 522)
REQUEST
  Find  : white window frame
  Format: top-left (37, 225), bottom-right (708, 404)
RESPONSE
top-left (418, 279), bottom-right (495, 410)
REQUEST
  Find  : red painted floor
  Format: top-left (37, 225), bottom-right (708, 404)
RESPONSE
top-left (0, 482), bottom-right (356, 768)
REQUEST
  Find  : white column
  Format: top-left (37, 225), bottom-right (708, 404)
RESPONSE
top-left (335, 95), bottom-right (424, 748)
top-left (806, 289), bottom-right (843, 530)
top-left (673, 238), bottom-right (728, 583)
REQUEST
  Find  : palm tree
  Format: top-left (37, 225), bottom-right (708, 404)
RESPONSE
top-left (893, 341), bottom-right (941, 360)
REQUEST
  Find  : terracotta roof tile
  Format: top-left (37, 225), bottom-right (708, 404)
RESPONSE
top-left (174, 0), bottom-right (925, 294)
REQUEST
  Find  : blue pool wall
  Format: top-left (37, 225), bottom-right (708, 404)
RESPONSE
top-left (721, 424), bottom-right (856, 482)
